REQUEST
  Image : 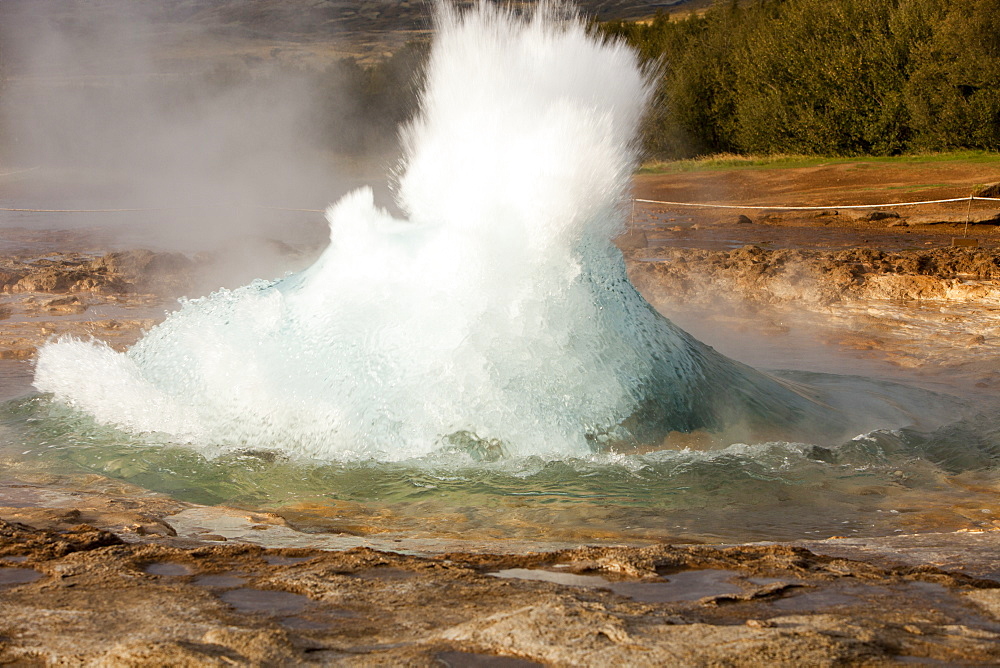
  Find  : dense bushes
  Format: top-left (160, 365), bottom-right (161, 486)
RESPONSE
top-left (599, 0), bottom-right (1000, 159)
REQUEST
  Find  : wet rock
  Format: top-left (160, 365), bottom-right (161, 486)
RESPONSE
top-left (88, 249), bottom-right (194, 295)
top-left (436, 650), bottom-right (542, 666)
top-left (974, 182), bottom-right (1000, 199)
top-left (199, 628), bottom-right (299, 664)
top-left (98, 640), bottom-right (246, 667)
top-left (3, 249), bottom-right (196, 297)
top-left (0, 519), bottom-right (124, 560)
top-left (746, 618), bottom-right (775, 628)
top-left (627, 246), bottom-right (1000, 309)
top-left (13, 268), bottom-right (81, 293)
top-left (0, 269), bottom-right (25, 291)
top-left (0, 346), bottom-right (33, 360)
top-left (865, 210), bottom-right (901, 222)
top-left (861, 274), bottom-right (945, 300)
top-left (41, 295), bottom-right (87, 314)
top-left (965, 589), bottom-right (1000, 619)
top-left (1, 515), bottom-right (1000, 665)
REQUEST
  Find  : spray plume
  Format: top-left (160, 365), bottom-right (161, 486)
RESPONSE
top-left (34, 1), bottom-right (833, 461)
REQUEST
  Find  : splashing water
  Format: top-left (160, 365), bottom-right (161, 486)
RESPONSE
top-left (36, 2), bottom-right (852, 461)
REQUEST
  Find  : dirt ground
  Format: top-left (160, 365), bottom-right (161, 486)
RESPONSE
top-left (632, 159), bottom-right (1000, 246)
top-left (3, 159), bottom-right (1000, 664)
top-left (635, 158), bottom-right (1000, 211)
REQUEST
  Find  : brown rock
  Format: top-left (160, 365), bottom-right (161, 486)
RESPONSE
top-left (0, 269), bottom-right (25, 291)
top-left (974, 182), bottom-right (1000, 198)
top-left (13, 269), bottom-right (79, 293)
top-left (864, 210), bottom-right (900, 222)
top-left (87, 249), bottom-right (194, 295)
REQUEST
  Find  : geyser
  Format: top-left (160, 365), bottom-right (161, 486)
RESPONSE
top-left (34, 1), bottom-right (833, 461)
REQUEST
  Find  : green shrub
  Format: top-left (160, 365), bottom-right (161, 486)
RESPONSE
top-left (599, 0), bottom-right (1000, 159)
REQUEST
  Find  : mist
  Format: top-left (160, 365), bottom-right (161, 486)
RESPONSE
top-left (0, 0), bottom-right (408, 255)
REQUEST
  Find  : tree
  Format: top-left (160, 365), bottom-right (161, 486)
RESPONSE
top-left (904, 0), bottom-right (1000, 150)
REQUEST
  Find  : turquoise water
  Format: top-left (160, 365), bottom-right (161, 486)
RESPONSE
top-left (4, 375), bottom-right (999, 544)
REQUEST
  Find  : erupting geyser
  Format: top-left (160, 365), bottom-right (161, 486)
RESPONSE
top-left (34, 1), bottom-right (832, 461)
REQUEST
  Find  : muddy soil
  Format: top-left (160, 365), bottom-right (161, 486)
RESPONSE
top-left (634, 159), bottom-right (1000, 214)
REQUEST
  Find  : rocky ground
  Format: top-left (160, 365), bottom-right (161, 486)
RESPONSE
top-left (3, 511), bottom-right (1000, 665)
top-left (0, 235), bottom-right (317, 366)
top-left (625, 243), bottom-right (1000, 383)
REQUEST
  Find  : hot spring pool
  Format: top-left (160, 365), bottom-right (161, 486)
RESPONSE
top-left (4, 2), bottom-right (1000, 548)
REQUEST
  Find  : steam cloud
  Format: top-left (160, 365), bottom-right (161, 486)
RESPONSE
top-left (0, 0), bottom-right (387, 250)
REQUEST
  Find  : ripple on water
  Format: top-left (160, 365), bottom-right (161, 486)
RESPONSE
top-left (0, 567), bottom-right (43, 586)
top-left (263, 555), bottom-right (313, 566)
top-left (220, 588), bottom-right (310, 615)
top-left (144, 562), bottom-right (192, 577)
top-left (489, 568), bottom-right (610, 587)
top-left (489, 567), bottom-right (747, 603)
top-left (610, 569), bottom-right (745, 603)
top-left (769, 586), bottom-right (870, 612)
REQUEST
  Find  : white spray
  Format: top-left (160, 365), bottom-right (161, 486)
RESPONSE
top-left (34, 1), bottom-right (827, 461)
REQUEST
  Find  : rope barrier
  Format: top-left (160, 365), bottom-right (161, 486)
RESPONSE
top-left (0, 167), bottom-right (40, 179)
top-left (253, 205), bottom-right (325, 213)
top-left (0, 204), bottom-right (326, 214)
top-left (632, 195), bottom-right (1000, 211)
top-left (0, 197), bottom-right (996, 215)
top-left (0, 206), bottom-right (193, 213)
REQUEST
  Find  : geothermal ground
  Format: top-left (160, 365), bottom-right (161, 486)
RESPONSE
top-left (3, 159), bottom-right (1000, 664)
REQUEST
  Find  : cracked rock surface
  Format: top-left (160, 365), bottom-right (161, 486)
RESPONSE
top-left (3, 518), bottom-right (1000, 666)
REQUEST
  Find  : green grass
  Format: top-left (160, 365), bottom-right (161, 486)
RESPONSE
top-left (884, 183), bottom-right (952, 191)
top-left (853, 183), bottom-right (953, 192)
top-left (637, 150), bottom-right (1000, 174)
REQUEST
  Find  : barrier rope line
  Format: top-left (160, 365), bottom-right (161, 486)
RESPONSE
top-left (254, 205), bottom-right (325, 213)
top-left (633, 195), bottom-right (1000, 211)
top-left (0, 204), bottom-right (326, 213)
top-left (0, 206), bottom-right (195, 213)
top-left (0, 167), bottom-right (40, 179)
top-left (0, 198), bottom-right (997, 215)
